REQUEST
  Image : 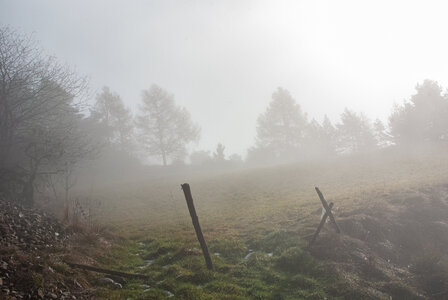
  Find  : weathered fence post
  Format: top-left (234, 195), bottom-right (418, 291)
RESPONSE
top-left (309, 202), bottom-right (334, 247)
top-left (181, 183), bottom-right (214, 270)
top-left (315, 187), bottom-right (340, 233)
top-left (308, 187), bottom-right (341, 247)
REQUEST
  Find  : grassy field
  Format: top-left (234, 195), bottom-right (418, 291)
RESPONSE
top-left (73, 149), bottom-right (448, 299)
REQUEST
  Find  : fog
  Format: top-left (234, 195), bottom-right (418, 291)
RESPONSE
top-left (2, 1), bottom-right (448, 297)
top-left (3, 0), bottom-right (448, 156)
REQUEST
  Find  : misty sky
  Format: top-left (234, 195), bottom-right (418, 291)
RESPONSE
top-left (2, 0), bottom-right (448, 156)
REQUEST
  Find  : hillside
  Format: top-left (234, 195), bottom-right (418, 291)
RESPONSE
top-left (75, 150), bottom-right (448, 236)
top-left (56, 150), bottom-right (448, 299)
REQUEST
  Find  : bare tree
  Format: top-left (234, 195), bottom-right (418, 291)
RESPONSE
top-left (136, 84), bottom-right (200, 166)
top-left (19, 85), bottom-right (93, 205)
top-left (0, 26), bottom-right (90, 205)
top-left (89, 86), bottom-right (134, 151)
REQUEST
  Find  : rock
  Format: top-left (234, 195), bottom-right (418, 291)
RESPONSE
top-left (164, 290), bottom-right (174, 297)
top-left (114, 283), bottom-right (122, 289)
top-left (73, 279), bottom-right (82, 288)
top-left (37, 289), bottom-right (44, 298)
top-left (106, 275), bottom-right (126, 285)
top-left (97, 277), bottom-right (115, 286)
top-left (0, 199), bottom-right (69, 252)
top-left (97, 277), bottom-right (122, 289)
top-left (49, 292), bottom-right (58, 299)
top-left (244, 251), bottom-right (254, 260)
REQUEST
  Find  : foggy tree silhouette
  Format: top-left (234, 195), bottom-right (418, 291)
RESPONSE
top-left (336, 109), bottom-right (376, 154)
top-left (136, 84), bottom-right (200, 166)
top-left (373, 119), bottom-right (391, 148)
top-left (303, 116), bottom-right (337, 158)
top-left (89, 86), bottom-right (134, 152)
top-left (190, 150), bottom-right (212, 165)
top-left (213, 143), bottom-right (226, 161)
top-left (389, 79), bottom-right (448, 145)
top-left (0, 26), bottom-right (91, 205)
top-left (254, 87), bottom-right (308, 162)
top-left (321, 115), bottom-right (338, 154)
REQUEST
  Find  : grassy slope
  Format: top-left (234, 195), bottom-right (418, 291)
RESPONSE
top-left (77, 149), bottom-right (448, 299)
top-left (80, 150), bottom-right (448, 236)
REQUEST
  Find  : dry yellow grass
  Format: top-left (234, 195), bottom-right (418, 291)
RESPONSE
top-left (74, 149), bottom-right (448, 241)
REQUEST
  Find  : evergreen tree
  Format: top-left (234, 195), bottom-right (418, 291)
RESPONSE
top-left (255, 87), bottom-right (308, 161)
top-left (336, 109), bottom-right (376, 154)
top-left (389, 79), bottom-right (448, 145)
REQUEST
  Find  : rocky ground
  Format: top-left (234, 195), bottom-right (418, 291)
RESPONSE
top-left (0, 198), bottom-right (103, 299)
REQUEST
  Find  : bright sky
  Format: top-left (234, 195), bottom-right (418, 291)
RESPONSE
top-left (2, 0), bottom-right (448, 156)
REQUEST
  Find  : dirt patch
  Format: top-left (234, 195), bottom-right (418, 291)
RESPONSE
top-left (309, 184), bottom-right (448, 299)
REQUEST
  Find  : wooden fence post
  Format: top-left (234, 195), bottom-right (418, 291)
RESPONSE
top-left (181, 183), bottom-right (214, 270)
top-left (308, 187), bottom-right (341, 247)
top-left (309, 202), bottom-right (334, 247)
top-left (315, 187), bottom-right (340, 233)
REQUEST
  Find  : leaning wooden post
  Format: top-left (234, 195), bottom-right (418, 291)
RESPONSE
top-left (315, 187), bottom-right (340, 233)
top-left (181, 183), bottom-right (214, 270)
top-left (309, 202), bottom-right (334, 247)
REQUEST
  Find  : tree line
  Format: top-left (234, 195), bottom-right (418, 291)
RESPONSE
top-left (1, 26), bottom-right (448, 205)
top-left (0, 26), bottom-right (205, 206)
top-left (247, 80), bottom-right (448, 164)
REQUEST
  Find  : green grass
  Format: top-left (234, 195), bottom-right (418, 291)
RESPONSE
top-left (74, 149), bottom-right (448, 299)
top-left (95, 233), bottom-right (337, 299)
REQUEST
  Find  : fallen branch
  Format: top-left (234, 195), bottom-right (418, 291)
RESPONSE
top-left (65, 262), bottom-right (149, 280)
